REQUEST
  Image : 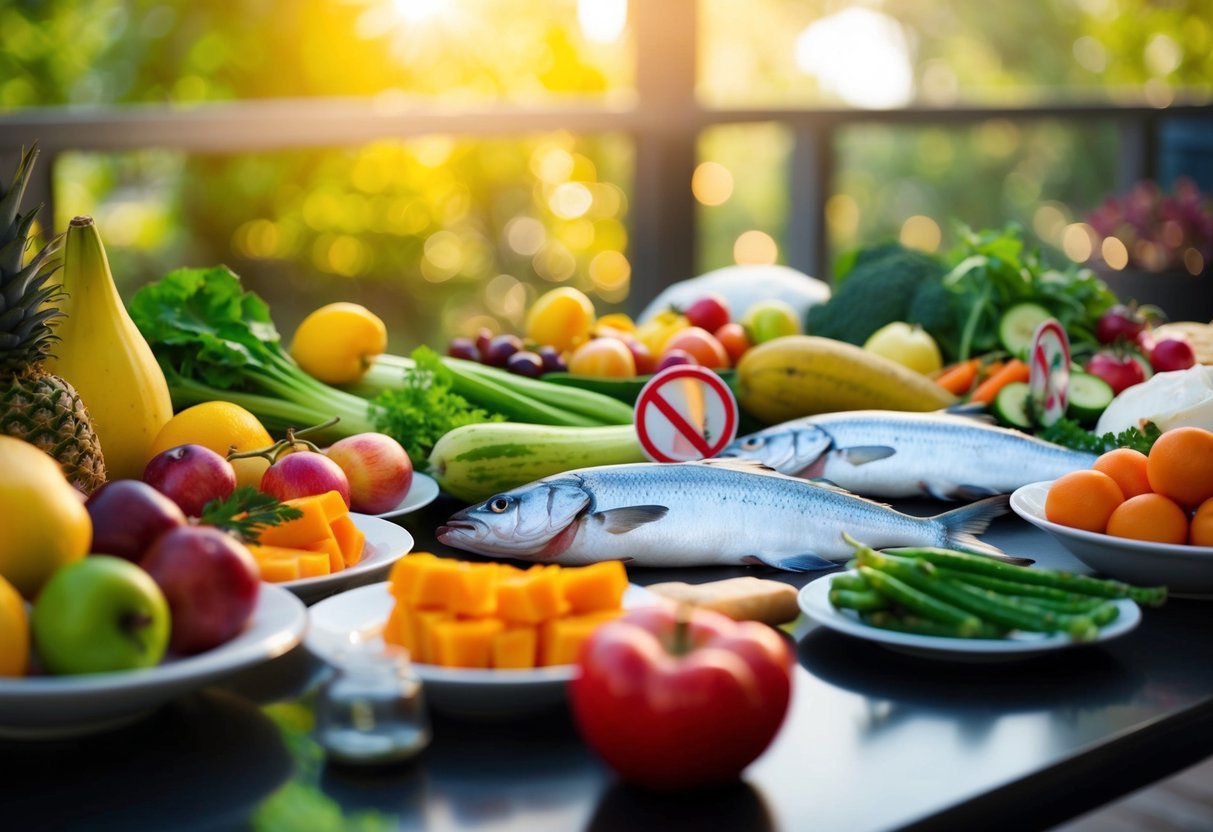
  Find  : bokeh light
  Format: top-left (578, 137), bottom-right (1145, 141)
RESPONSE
top-left (692, 162), bottom-right (735, 206)
top-left (733, 230), bottom-right (778, 265)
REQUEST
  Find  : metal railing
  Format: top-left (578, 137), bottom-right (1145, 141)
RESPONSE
top-left (1, 0), bottom-right (1210, 310)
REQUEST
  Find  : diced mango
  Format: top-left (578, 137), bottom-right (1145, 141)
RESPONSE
top-left (258, 559), bottom-right (301, 583)
top-left (297, 553), bottom-right (331, 578)
top-left (449, 563), bottom-right (499, 617)
top-left (330, 515), bottom-right (366, 567)
top-left (388, 552), bottom-right (438, 600)
top-left (258, 496), bottom-right (332, 548)
top-left (539, 610), bottom-right (624, 666)
top-left (431, 618), bottom-right (505, 668)
top-left (411, 609), bottom-right (454, 663)
top-left (561, 561), bottom-right (628, 614)
top-left (302, 534), bottom-right (345, 574)
top-left (408, 559), bottom-right (464, 610)
top-left (492, 626), bottom-right (538, 669)
top-left (497, 566), bottom-right (569, 624)
top-left (309, 489), bottom-right (350, 521)
top-left (383, 601), bottom-right (411, 650)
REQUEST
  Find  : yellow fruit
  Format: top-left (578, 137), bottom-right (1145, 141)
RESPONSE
top-left (0, 436), bottom-right (92, 599)
top-left (290, 303), bottom-right (388, 385)
top-left (736, 335), bottom-right (957, 424)
top-left (595, 313), bottom-right (637, 334)
top-left (149, 401), bottom-right (274, 489)
top-left (0, 575), bottom-right (29, 676)
top-left (44, 217), bottom-right (174, 480)
top-left (863, 322), bottom-right (943, 375)
top-left (635, 310), bottom-right (689, 355)
top-left (526, 288), bottom-right (596, 353)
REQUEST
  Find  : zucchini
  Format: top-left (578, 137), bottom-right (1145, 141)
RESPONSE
top-left (1066, 372), bottom-right (1114, 423)
top-left (998, 303), bottom-right (1052, 359)
top-left (427, 422), bottom-right (645, 503)
top-left (991, 381), bottom-right (1033, 429)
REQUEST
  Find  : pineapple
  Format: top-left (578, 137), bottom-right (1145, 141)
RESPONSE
top-left (0, 146), bottom-right (106, 492)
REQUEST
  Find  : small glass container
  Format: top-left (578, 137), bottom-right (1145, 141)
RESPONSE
top-left (314, 643), bottom-right (431, 766)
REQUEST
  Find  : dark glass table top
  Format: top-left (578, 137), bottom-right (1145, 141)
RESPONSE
top-left (6, 494), bottom-right (1213, 832)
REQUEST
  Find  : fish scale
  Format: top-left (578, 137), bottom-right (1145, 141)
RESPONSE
top-left (437, 461), bottom-right (1011, 571)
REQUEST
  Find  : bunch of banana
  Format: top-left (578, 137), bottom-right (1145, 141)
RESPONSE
top-left (735, 335), bottom-right (957, 424)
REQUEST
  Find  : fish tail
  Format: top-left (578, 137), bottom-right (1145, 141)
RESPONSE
top-left (933, 495), bottom-right (1010, 557)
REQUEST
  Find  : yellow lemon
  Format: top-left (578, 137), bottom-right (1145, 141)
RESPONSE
top-left (0, 436), bottom-right (92, 599)
top-left (290, 302), bottom-right (388, 385)
top-left (0, 575), bottom-right (29, 676)
top-left (525, 288), bottom-right (596, 353)
top-left (149, 401), bottom-right (274, 489)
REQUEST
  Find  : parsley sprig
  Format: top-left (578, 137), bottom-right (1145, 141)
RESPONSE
top-left (199, 486), bottom-right (304, 544)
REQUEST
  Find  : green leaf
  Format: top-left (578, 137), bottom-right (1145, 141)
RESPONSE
top-left (198, 486), bottom-right (303, 544)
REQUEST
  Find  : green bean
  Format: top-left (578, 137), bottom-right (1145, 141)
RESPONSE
top-left (860, 611), bottom-right (1006, 640)
top-left (935, 569), bottom-right (1104, 605)
top-left (857, 566), bottom-right (985, 636)
top-left (829, 588), bottom-right (889, 612)
top-left (1000, 594), bottom-right (1106, 615)
top-left (881, 545), bottom-right (1167, 607)
top-left (830, 573), bottom-right (872, 593)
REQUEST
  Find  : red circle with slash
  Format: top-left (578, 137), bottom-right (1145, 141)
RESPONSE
top-left (634, 365), bottom-right (739, 463)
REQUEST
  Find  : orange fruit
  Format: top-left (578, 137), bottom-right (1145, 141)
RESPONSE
top-left (1092, 448), bottom-right (1152, 499)
top-left (568, 337), bottom-right (636, 378)
top-left (1045, 470), bottom-right (1124, 533)
top-left (1191, 498), bottom-right (1213, 547)
top-left (0, 574), bottom-right (28, 676)
top-left (525, 288), bottom-right (596, 353)
top-left (1146, 427), bottom-right (1213, 509)
top-left (149, 401), bottom-right (274, 489)
top-left (1105, 493), bottom-right (1189, 545)
top-left (290, 302), bottom-right (388, 386)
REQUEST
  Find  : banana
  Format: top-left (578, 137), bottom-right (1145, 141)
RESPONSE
top-left (736, 335), bottom-right (957, 424)
top-left (45, 217), bottom-right (174, 480)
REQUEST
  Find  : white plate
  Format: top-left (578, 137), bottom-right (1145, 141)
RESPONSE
top-left (798, 570), bottom-right (1141, 662)
top-left (279, 515), bottom-right (414, 604)
top-left (372, 473), bottom-right (440, 520)
top-left (307, 580), bottom-right (656, 718)
top-left (1011, 480), bottom-right (1213, 597)
top-left (0, 584), bottom-right (307, 738)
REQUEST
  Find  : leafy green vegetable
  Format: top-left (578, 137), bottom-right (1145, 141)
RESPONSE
top-left (199, 486), bottom-right (304, 544)
top-left (1037, 417), bottom-right (1162, 455)
top-left (807, 243), bottom-right (952, 347)
top-left (370, 347), bottom-right (502, 462)
top-left (941, 224), bottom-right (1118, 360)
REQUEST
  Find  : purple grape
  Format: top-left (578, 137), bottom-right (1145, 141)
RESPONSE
top-left (537, 345), bottom-right (567, 374)
top-left (447, 337), bottom-right (480, 362)
top-left (482, 334), bottom-right (523, 367)
top-left (474, 327), bottom-right (494, 357)
top-left (656, 349), bottom-right (699, 371)
top-left (506, 350), bottom-right (545, 378)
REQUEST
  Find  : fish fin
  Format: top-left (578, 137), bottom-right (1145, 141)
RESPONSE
top-left (944, 402), bottom-right (998, 423)
top-left (954, 484), bottom-right (1001, 501)
top-left (934, 495), bottom-right (1013, 558)
top-left (838, 445), bottom-right (895, 466)
top-left (744, 552), bottom-right (839, 573)
top-left (698, 457), bottom-right (780, 474)
top-left (591, 506), bottom-right (669, 534)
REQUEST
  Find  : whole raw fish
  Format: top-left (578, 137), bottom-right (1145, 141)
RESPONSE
top-left (436, 460), bottom-right (1011, 571)
top-left (720, 410), bottom-right (1097, 500)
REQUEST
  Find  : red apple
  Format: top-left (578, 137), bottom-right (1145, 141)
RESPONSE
top-left (324, 433), bottom-right (414, 515)
top-left (1084, 350), bottom-right (1147, 396)
top-left (144, 444), bottom-right (238, 517)
top-left (1148, 337), bottom-right (1197, 373)
top-left (86, 479), bottom-right (187, 562)
top-left (261, 450), bottom-right (351, 507)
top-left (681, 293), bottom-right (731, 334)
top-left (139, 526), bottom-right (260, 655)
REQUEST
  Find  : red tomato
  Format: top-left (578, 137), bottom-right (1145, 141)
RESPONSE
top-left (662, 327), bottom-right (730, 370)
top-left (714, 322), bottom-right (751, 364)
top-left (682, 293), bottom-right (731, 334)
top-left (570, 605), bottom-right (793, 790)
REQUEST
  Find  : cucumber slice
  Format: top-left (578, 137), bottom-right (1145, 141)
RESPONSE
top-left (991, 381), bottom-right (1033, 429)
top-left (998, 302), bottom-right (1052, 358)
top-left (1066, 372), bottom-right (1114, 423)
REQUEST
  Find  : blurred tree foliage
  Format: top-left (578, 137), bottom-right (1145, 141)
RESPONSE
top-left (2, 0), bottom-right (1210, 347)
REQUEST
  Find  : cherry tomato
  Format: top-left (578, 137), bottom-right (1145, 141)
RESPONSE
top-left (681, 293), bottom-right (731, 334)
top-left (714, 322), bottom-right (751, 364)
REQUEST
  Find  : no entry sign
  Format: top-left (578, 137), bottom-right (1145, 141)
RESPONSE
top-left (634, 365), bottom-right (740, 463)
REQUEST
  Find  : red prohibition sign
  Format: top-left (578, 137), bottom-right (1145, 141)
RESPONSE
top-left (634, 365), bottom-right (740, 463)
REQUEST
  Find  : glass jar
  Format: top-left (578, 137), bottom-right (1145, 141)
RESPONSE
top-left (314, 644), bottom-right (431, 766)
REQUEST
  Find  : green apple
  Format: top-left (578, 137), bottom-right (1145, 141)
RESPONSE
top-left (32, 556), bottom-right (171, 675)
top-left (863, 322), bottom-right (943, 375)
top-left (742, 300), bottom-right (802, 344)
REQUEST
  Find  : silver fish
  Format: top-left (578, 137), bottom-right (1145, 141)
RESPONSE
top-left (720, 410), bottom-right (1097, 501)
top-left (436, 459), bottom-right (1012, 571)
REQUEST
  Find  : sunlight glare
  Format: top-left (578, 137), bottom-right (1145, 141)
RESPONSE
top-left (578, 0), bottom-right (627, 45)
top-left (391, 0), bottom-right (452, 25)
top-left (794, 8), bottom-right (913, 109)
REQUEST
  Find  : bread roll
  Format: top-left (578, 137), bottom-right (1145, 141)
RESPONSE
top-left (646, 577), bottom-right (800, 625)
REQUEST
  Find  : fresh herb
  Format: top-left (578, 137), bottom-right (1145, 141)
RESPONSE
top-left (370, 346), bottom-right (503, 463)
top-left (1037, 417), bottom-right (1162, 455)
top-left (941, 224), bottom-right (1119, 360)
top-left (199, 486), bottom-right (304, 544)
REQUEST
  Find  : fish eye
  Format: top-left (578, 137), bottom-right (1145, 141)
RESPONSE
top-left (489, 497), bottom-right (511, 513)
top-left (741, 437), bottom-right (764, 450)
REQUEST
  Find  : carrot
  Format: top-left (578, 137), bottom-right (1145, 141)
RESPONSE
top-left (968, 358), bottom-right (1030, 405)
top-left (933, 358), bottom-right (982, 395)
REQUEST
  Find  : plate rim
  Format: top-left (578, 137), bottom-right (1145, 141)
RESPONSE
top-left (277, 513), bottom-right (414, 593)
top-left (373, 472), bottom-right (440, 520)
top-left (798, 570), bottom-right (1141, 656)
top-left (0, 583), bottom-right (308, 698)
top-left (1011, 480), bottom-right (1213, 560)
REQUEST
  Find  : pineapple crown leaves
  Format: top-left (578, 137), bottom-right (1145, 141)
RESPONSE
top-left (0, 145), bottom-right (38, 234)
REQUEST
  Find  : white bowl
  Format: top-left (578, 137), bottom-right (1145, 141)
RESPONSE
top-left (1010, 480), bottom-right (1213, 597)
top-left (278, 514), bottom-right (414, 604)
